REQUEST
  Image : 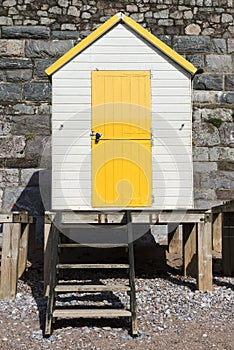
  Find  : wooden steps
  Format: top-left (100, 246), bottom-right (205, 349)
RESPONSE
top-left (53, 309), bottom-right (132, 318)
top-left (58, 243), bottom-right (128, 248)
top-left (45, 210), bottom-right (137, 337)
top-left (55, 284), bottom-right (131, 292)
top-left (56, 263), bottom-right (130, 269)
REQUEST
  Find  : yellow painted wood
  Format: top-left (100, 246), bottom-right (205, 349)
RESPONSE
top-left (92, 71), bottom-right (152, 208)
top-left (92, 71), bottom-right (151, 139)
top-left (45, 13), bottom-right (197, 76)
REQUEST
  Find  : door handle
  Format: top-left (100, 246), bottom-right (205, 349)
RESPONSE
top-left (90, 131), bottom-right (103, 144)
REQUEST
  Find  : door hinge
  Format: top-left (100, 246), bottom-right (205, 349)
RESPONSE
top-left (152, 195), bottom-right (154, 204)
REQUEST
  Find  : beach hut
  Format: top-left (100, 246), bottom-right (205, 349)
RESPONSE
top-left (45, 12), bottom-right (199, 211)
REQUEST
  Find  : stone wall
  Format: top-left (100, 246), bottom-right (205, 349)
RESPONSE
top-left (0, 0), bottom-right (233, 214)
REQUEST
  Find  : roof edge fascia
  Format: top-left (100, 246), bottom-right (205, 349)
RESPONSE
top-left (45, 12), bottom-right (198, 76)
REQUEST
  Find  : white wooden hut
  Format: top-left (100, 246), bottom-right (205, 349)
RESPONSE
top-left (45, 12), bottom-right (198, 211)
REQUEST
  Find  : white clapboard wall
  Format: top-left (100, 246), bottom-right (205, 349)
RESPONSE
top-left (52, 24), bottom-right (193, 210)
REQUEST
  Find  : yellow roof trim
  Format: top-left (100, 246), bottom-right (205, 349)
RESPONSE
top-left (45, 13), bottom-right (120, 76)
top-left (45, 12), bottom-right (197, 76)
top-left (123, 15), bottom-right (197, 75)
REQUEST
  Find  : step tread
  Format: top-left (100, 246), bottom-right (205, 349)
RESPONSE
top-left (57, 263), bottom-right (130, 269)
top-left (53, 309), bottom-right (131, 318)
top-left (54, 284), bottom-right (131, 292)
top-left (58, 243), bottom-right (128, 248)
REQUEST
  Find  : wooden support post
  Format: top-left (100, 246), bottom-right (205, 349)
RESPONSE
top-left (0, 223), bottom-right (21, 299)
top-left (44, 219), bottom-right (52, 297)
top-left (168, 224), bottom-right (181, 254)
top-left (18, 223), bottom-right (29, 278)
top-left (183, 223), bottom-right (197, 277)
top-left (197, 213), bottom-right (212, 292)
top-left (222, 212), bottom-right (234, 276)
top-left (212, 212), bottom-right (222, 253)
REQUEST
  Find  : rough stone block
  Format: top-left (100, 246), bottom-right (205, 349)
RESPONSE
top-left (219, 122), bottom-right (234, 146)
top-left (12, 115), bottom-right (50, 136)
top-left (0, 136), bottom-right (25, 158)
top-left (70, 6), bottom-right (82, 16)
top-left (34, 58), bottom-right (57, 79)
top-left (158, 19), bottom-right (174, 26)
top-left (185, 24), bottom-right (201, 35)
top-left (221, 13), bottom-right (233, 23)
top-left (4, 158), bottom-right (39, 169)
top-left (193, 172), bottom-right (201, 188)
top-left (216, 189), bottom-right (234, 200)
top-left (225, 75), bottom-right (234, 91)
top-left (193, 147), bottom-right (209, 161)
top-left (200, 171), bottom-right (234, 189)
top-left (194, 188), bottom-right (216, 201)
top-left (2, 187), bottom-right (24, 212)
top-left (193, 161), bottom-right (218, 172)
top-left (23, 82), bottom-right (51, 101)
top-left (130, 13), bottom-right (144, 22)
top-left (52, 31), bottom-right (79, 40)
top-left (193, 74), bottom-right (223, 91)
top-left (197, 108), bottom-right (233, 123)
top-left (193, 122), bottom-right (220, 146)
top-left (25, 40), bottom-right (73, 58)
top-left (0, 189), bottom-right (3, 209)
top-left (0, 71), bottom-right (4, 81)
top-left (0, 116), bottom-right (11, 136)
top-left (0, 169), bottom-right (18, 186)
top-left (0, 40), bottom-right (24, 57)
top-left (6, 69), bottom-right (32, 82)
top-left (13, 103), bottom-right (35, 115)
top-left (212, 39), bottom-right (227, 54)
top-left (186, 55), bottom-right (204, 68)
top-left (192, 91), bottom-right (215, 104)
top-left (38, 103), bottom-right (51, 115)
top-left (227, 38), bottom-right (234, 53)
top-left (216, 92), bottom-right (234, 104)
top-left (0, 58), bottom-right (32, 69)
top-left (154, 9), bottom-right (169, 19)
top-left (206, 55), bottom-right (232, 72)
top-left (126, 4), bottom-right (138, 12)
top-left (209, 147), bottom-right (230, 161)
top-left (157, 35), bottom-right (172, 47)
top-left (195, 200), bottom-right (222, 210)
top-left (25, 135), bottom-right (50, 162)
top-left (1, 26), bottom-right (50, 39)
top-left (173, 36), bottom-right (210, 54)
top-left (20, 168), bottom-right (40, 186)
top-left (0, 83), bottom-right (21, 101)
top-left (0, 17), bottom-right (13, 25)
top-left (218, 161), bottom-right (234, 171)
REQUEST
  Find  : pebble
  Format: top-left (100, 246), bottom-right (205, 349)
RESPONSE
top-left (0, 265), bottom-right (233, 349)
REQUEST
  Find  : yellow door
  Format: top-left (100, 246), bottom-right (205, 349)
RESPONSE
top-left (92, 71), bottom-right (152, 207)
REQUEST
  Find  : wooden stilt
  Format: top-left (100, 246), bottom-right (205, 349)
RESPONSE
top-left (197, 213), bottom-right (212, 292)
top-left (0, 223), bottom-right (21, 299)
top-left (44, 218), bottom-right (52, 296)
top-left (212, 212), bottom-right (222, 253)
top-left (183, 223), bottom-right (197, 277)
top-left (18, 223), bottom-right (30, 278)
top-left (126, 210), bottom-right (138, 337)
top-left (45, 225), bottom-right (59, 336)
top-left (168, 224), bottom-right (181, 254)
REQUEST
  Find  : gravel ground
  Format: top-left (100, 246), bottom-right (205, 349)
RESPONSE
top-left (0, 251), bottom-right (233, 350)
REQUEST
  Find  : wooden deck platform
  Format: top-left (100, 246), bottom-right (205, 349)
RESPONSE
top-left (45, 209), bottom-right (213, 293)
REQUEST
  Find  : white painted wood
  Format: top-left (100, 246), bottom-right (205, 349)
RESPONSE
top-left (51, 23), bottom-right (193, 210)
